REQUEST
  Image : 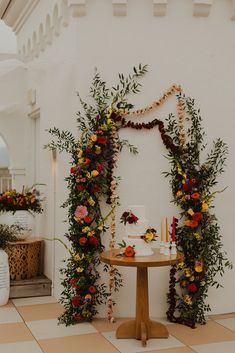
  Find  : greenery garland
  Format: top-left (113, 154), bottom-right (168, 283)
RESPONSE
top-left (46, 65), bottom-right (231, 327)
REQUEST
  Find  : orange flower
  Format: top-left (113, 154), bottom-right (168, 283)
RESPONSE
top-left (79, 237), bottom-right (87, 246)
top-left (201, 203), bottom-right (209, 211)
top-left (191, 192), bottom-right (200, 200)
top-left (184, 220), bottom-right (191, 227)
top-left (88, 286), bottom-right (96, 294)
top-left (195, 260), bottom-right (203, 273)
top-left (124, 246), bottom-right (135, 257)
top-left (189, 220), bottom-right (198, 228)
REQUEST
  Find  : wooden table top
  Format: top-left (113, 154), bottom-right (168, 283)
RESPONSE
top-left (100, 248), bottom-right (182, 268)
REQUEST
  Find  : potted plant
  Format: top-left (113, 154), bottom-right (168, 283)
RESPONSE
top-left (0, 185), bottom-right (43, 240)
top-left (0, 224), bottom-right (20, 305)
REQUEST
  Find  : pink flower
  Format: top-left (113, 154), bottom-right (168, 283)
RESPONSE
top-left (75, 205), bottom-right (88, 219)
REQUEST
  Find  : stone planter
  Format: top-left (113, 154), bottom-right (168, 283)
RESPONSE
top-left (0, 211), bottom-right (34, 240)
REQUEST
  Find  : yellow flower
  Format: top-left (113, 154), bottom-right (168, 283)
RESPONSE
top-left (201, 203), bottom-right (209, 212)
top-left (187, 208), bottom-right (194, 216)
top-left (189, 276), bottom-right (195, 282)
top-left (90, 134), bottom-right (97, 142)
top-left (107, 118), bottom-right (112, 125)
top-left (86, 172), bottom-right (91, 178)
top-left (87, 231), bottom-right (95, 237)
top-left (95, 145), bottom-right (101, 154)
top-left (98, 225), bottom-right (104, 231)
top-left (77, 149), bottom-right (83, 158)
top-left (178, 262), bottom-right (185, 270)
top-left (184, 295), bottom-right (192, 305)
top-left (74, 253), bottom-right (84, 261)
top-left (85, 294), bottom-right (92, 300)
top-left (91, 170), bottom-right (99, 177)
top-left (195, 232), bottom-right (203, 241)
top-left (185, 268), bottom-right (193, 277)
top-left (144, 231), bottom-right (155, 242)
top-left (78, 158), bottom-right (84, 164)
top-left (176, 190), bottom-right (183, 198)
top-left (101, 124), bottom-right (108, 131)
top-left (76, 267), bottom-right (84, 273)
top-left (82, 226), bottom-right (90, 233)
top-left (88, 197), bottom-right (95, 206)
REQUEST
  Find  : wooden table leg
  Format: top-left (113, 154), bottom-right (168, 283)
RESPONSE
top-left (116, 267), bottom-right (169, 346)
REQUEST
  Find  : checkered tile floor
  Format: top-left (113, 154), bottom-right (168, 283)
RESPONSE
top-left (1, 297), bottom-right (235, 353)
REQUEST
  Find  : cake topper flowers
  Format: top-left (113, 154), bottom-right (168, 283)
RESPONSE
top-left (141, 228), bottom-right (158, 243)
top-left (117, 240), bottom-right (135, 257)
top-left (120, 211), bottom-right (138, 225)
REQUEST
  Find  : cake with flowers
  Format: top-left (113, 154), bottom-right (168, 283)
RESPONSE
top-left (121, 205), bottom-right (154, 256)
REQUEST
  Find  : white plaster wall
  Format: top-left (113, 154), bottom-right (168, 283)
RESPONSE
top-left (9, 0), bottom-right (235, 317)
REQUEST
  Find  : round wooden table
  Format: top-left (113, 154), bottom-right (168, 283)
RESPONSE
top-left (100, 248), bottom-right (181, 346)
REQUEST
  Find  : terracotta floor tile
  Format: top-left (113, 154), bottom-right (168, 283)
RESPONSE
top-left (17, 303), bottom-right (64, 321)
top-left (39, 333), bottom-right (120, 353)
top-left (210, 312), bottom-right (235, 320)
top-left (91, 317), bottom-right (131, 332)
top-left (144, 347), bottom-right (195, 353)
top-left (0, 323), bottom-right (34, 343)
top-left (167, 320), bottom-right (235, 346)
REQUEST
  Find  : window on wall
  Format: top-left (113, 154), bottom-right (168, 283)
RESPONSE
top-left (0, 135), bottom-right (12, 192)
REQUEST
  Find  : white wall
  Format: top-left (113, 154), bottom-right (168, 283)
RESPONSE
top-left (3, 0), bottom-right (235, 317)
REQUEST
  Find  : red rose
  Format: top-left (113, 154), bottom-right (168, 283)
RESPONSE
top-left (183, 183), bottom-right (189, 191)
top-left (71, 296), bottom-right (80, 306)
top-left (77, 184), bottom-right (85, 192)
top-left (70, 166), bottom-right (77, 174)
top-left (88, 285), bottom-right (96, 294)
top-left (97, 137), bottom-right (108, 145)
top-left (189, 220), bottom-right (198, 228)
top-left (84, 216), bottom-right (93, 223)
top-left (96, 163), bottom-right (104, 173)
top-left (191, 193), bottom-right (200, 200)
top-left (84, 158), bottom-right (91, 166)
top-left (189, 178), bottom-right (197, 187)
top-left (192, 212), bottom-right (202, 221)
top-left (91, 184), bottom-right (100, 193)
top-left (188, 283), bottom-right (198, 293)
top-left (89, 236), bottom-right (99, 247)
top-left (69, 279), bottom-right (79, 288)
top-left (79, 237), bottom-right (87, 246)
top-left (85, 147), bottom-right (92, 154)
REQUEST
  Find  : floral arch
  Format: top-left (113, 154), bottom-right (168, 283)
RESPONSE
top-left (46, 65), bottom-right (231, 328)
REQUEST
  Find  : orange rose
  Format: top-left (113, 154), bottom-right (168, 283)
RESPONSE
top-left (195, 260), bottom-right (203, 273)
top-left (79, 237), bottom-right (87, 246)
top-left (191, 193), bottom-right (200, 200)
top-left (124, 246), bottom-right (135, 257)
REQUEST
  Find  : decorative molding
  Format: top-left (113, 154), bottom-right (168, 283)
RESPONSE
top-left (153, 0), bottom-right (167, 17)
top-left (8, 167), bottom-right (26, 176)
top-left (69, 0), bottom-right (86, 17)
top-left (28, 107), bottom-right (40, 120)
top-left (232, 0), bottom-right (235, 20)
top-left (193, 0), bottom-right (213, 17)
top-left (113, 0), bottom-right (127, 16)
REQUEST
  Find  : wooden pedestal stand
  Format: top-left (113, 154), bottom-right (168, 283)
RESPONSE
top-left (100, 248), bottom-right (181, 347)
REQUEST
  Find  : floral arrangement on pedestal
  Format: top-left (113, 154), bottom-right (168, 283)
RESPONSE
top-left (0, 186), bottom-right (43, 214)
top-left (46, 65), bottom-right (232, 328)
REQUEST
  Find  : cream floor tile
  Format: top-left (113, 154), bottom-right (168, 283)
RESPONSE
top-left (0, 307), bottom-right (23, 323)
top-left (143, 347), bottom-right (195, 353)
top-left (102, 331), bottom-right (185, 353)
top-left (0, 300), bottom-right (14, 308)
top-left (26, 318), bottom-right (98, 340)
top-left (216, 318), bottom-right (235, 331)
top-left (17, 303), bottom-right (64, 321)
top-left (12, 296), bottom-right (58, 307)
top-left (192, 340), bottom-right (235, 353)
top-left (39, 333), bottom-right (120, 353)
top-left (0, 341), bottom-right (44, 353)
top-left (150, 317), bottom-right (175, 326)
top-left (167, 321), bottom-right (235, 346)
top-left (0, 323), bottom-right (34, 344)
top-left (92, 317), bottom-right (131, 332)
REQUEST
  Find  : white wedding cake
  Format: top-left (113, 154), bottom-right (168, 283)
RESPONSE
top-left (123, 205), bottom-right (154, 256)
